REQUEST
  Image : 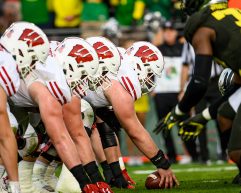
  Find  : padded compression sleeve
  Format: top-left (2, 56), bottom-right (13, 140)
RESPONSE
top-left (179, 55), bottom-right (213, 113)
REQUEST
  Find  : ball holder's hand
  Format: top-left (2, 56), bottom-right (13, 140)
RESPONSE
top-left (157, 168), bottom-right (179, 189)
top-left (178, 113), bottom-right (208, 141)
top-left (153, 106), bottom-right (188, 137)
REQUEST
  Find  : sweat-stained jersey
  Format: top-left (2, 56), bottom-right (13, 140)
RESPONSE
top-left (84, 56), bottom-right (141, 108)
top-left (184, 3), bottom-right (241, 75)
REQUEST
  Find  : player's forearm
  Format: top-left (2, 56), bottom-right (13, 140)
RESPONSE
top-left (178, 55), bottom-right (212, 113)
top-left (122, 117), bottom-right (160, 159)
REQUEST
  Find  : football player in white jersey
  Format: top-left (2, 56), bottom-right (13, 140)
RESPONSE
top-left (54, 37), bottom-right (113, 193)
top-left (0, 20), bottom-right (50, 193)
top-left (84, 37), bottom-right (178, 189)
top-left (82, 37), bottom-right (135, 188)
top-left (1, 23), bottom-right (112, 193)
top-left (0, 105), bottom-right (19, 193)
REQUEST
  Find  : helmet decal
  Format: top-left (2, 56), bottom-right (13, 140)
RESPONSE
top-left (68, 44), bottom-right (94, 64)
top-left (18, 29), bottom-right (44, 47)
top-left (134, 46), bottom-right (158, 63)
top-left (93, 41), bottom-right (114, 60)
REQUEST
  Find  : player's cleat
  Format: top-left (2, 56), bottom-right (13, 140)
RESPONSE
top-left (122, 169), bottom-right (136, 185)
top-left (232, 173), bottom-right (241, 185)
top-left (82, 184), bottom-right (99, 193)
top-left (126, 184), bottom-right (135, 189)
top-left (96, 182), bottom-right (113, 193)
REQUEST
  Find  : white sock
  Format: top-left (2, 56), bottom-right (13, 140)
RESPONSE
top-left (119, 157), bottom-right (126, 170)
top-left (0, 164), bottom-right (5, 178)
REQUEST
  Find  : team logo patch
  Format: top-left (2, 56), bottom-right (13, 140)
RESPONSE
top-left (134, 46), bottom-right (158, 63)
top-left (68, 44), bottom-right (94, 64)
top-left (19, 29), bottom-right (44, 47)
top-left (93, 42), bottom-right (114, 60)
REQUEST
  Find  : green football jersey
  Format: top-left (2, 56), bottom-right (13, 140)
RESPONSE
top-left (184, 3), bottom-right (241, 75)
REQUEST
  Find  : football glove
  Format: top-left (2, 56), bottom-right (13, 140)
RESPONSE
top-left (178, 113), bottom-right (208, 141)
top-left (153, 105), bottom-right (188, 137)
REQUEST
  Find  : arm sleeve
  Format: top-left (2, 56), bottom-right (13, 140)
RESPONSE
top-left (178, 55), bottom-right (213, 113)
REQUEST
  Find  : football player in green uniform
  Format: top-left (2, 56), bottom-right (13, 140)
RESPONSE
top-left (156, 0), bottom-right (241, 183)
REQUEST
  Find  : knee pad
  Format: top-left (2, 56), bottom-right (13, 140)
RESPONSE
top-left (96, 107), bottom-right (121, 132)
top-left (97, 122), bottom-right (117, 149)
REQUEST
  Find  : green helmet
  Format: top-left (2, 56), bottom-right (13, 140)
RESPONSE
top-left (182, 0), bottom-right (227, 15)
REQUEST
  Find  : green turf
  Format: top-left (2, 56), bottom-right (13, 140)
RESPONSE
top-left (113, 163), bottom-right (241, 193)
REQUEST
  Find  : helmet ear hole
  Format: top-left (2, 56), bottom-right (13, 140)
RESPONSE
top-left (69, 64), bottom-right (74, 72)
top-left (63, 69), bottom-right (67, 75)
top-left (136, 63), bottom-right (141, 70)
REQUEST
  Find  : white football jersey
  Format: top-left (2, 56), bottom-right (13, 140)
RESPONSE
top-left (117, 56), bottom-right (141, 101)
top-left (10, 79), bottom-right (37, 107)
top-left (10, 42), bottom-right (71, 107)
top-left (43, 54), bottom-right (72, 105)
top-left (0, 45), bottom-right (20, 97)
top-left (84, 56), bottom-right (141, 107)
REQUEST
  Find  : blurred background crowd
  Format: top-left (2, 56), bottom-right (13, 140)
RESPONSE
top-left (0, 0), bottom-right (240, 166)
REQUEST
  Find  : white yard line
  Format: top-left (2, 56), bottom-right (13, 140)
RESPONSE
top-left (133, 166), bottom-right (237, 174)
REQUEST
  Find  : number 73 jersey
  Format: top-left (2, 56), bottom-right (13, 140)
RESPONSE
top-left (184, 3), bottom-right (241, 75)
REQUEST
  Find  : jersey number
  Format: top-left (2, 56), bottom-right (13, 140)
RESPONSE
top-left (212, 8), bottom-right (241, 27)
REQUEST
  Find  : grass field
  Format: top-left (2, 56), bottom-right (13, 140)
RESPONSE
top-left (113, 163), bottom-right (241, 193)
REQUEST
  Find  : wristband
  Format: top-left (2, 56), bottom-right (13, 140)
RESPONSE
top-left (202, 108), bottom-right (211, 120)
top-left (150, 150), bottom-right (171, 170)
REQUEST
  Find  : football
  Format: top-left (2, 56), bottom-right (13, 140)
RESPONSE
top-left (145, 170), bottom-right (177, 189)
top-left (145, 171), bottom-right (164, 189)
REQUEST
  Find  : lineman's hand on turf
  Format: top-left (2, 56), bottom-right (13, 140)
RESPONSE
top-left (178, 113), bottom-right (208, 140)
top-left (153, 105), bottom-right (188, 136)
top-left (157, 168), bottom-right (179, 188)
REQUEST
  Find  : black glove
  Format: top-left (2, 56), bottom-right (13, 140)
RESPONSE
top-left (178, 113), bottom-right (208, 141)
top-left (153, 105), bottom-right (188, 137)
